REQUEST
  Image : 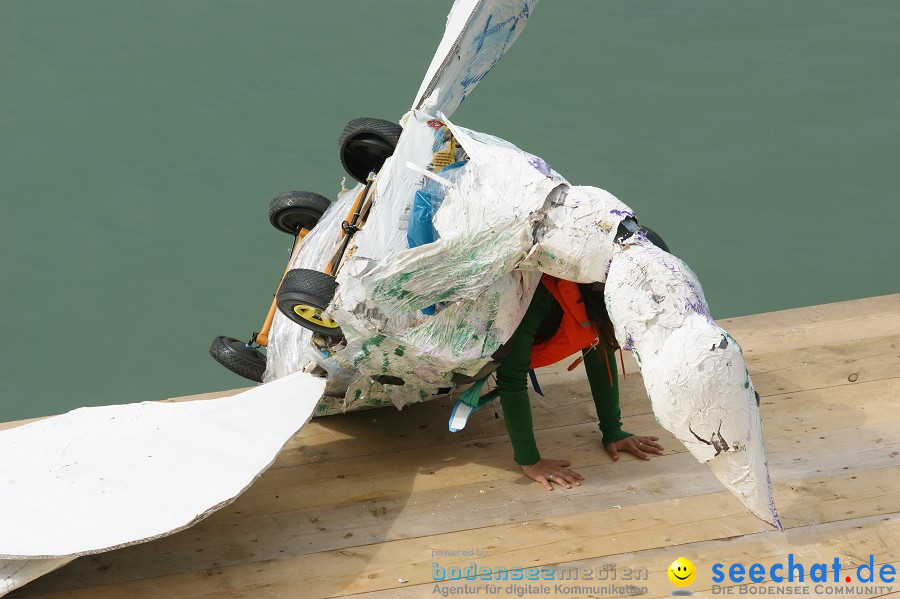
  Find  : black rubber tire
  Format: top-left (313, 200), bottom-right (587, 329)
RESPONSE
top-left (339, 117), bottom-right (403, 183)
top-left (640, 225), bottom-right (670, 253)
top-left (209, 336), bottom-right (266, 383)
top-left (276, 268), bottom-right (343, 338)
top-left (268, 191), bottom-right (331, 235)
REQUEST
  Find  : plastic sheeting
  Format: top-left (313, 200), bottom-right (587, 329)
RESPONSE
top-left (264, 0), bottom-right (547, 413)
top-left (520, 185), bottom-right (634, 283)
top-left (0, 372), bottom-right (325, 595)
top-left (281, 114), bottom-right (637, 409)
top-left (329, 112), bottom-right (564, 408)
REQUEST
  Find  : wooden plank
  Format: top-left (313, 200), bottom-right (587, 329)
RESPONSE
top-left (350, 514), bottom-right (900, 599)
top-left (745, 333), bottom-right (900, 396)
top-left (0, 416), bottom-right (45, 432)
top-left (268, 373), bottom-right (650, 461)
top-left (4, 295), bottom-right (898, 599)
top-left (17, 468), bottom-right (900, 599)
top-left (208, 376), bottom-right (900, 515)
top-left (13, 371), bottom-right (877, 596)
top-left (162, 388), bottom-right (249, 403)
top-left (17, 420), bottom-right (899, 595)
top-left (719, 293), bottom-right (900, 350)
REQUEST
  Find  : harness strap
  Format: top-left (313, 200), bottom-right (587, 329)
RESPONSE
top-left (448, 376), bottom-right (498, 432)
top-left (528, 369), bottom-right (544, 396)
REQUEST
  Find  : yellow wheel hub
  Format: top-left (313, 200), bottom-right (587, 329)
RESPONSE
top-left (292, 304), bottom-right (339, 328)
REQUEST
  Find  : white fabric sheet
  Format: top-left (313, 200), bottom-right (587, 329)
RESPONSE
top-left (0, 372), bottom-right (325, 594)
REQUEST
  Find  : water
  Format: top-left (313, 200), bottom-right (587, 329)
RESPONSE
top-left (1, 0), bottom-right (897, 421)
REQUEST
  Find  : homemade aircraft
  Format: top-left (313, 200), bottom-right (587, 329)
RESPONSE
top-left (1, 1), bottom-right (780, 595)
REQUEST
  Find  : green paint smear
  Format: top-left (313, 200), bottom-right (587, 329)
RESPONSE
top-left (371, 231), bottom-right (514, 312)
top-left (354, 334), bottom-right (387, 366)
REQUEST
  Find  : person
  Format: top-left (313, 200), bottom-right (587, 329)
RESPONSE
top-left (496, 274), bottom-right (664, 490)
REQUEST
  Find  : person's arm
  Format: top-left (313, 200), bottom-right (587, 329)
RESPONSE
top-left (583, 345), bottom-right (664, 461)
top-left (496, 285), bottom-right (583, 490)
top-left (582, 346), bottom-right (630, 446)
top-left (496, 285), bottom-right (552, 467)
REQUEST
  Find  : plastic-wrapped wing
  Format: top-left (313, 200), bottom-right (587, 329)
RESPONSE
top-left (413, 0), bottom-right (540, 118)
top-left (604, 235), bottom-right (782, 529)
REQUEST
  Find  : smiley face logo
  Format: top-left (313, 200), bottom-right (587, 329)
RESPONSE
top-left (668, 557), bottom-right (696, 587)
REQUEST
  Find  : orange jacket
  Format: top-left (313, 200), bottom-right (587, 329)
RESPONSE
top-left (529, 274), bottom-right (599, 369)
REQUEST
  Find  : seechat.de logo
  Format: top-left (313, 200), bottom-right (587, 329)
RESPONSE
top-left (712, 554), bottom-right (896, 585)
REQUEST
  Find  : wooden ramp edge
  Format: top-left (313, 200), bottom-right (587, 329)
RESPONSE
top-left (6, 293), bottom-right (900, 599)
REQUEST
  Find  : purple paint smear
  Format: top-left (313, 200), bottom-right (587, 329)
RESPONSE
top-left (526, 154), bottom-right (551, 177)
top-left (657, 255), bottom-right (712, 320)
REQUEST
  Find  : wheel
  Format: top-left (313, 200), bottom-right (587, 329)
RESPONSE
top-left (277, 269), bottom-right (342, 338)
top-left (268, 191), bottom-right (331, 235)
top-left (209, 336), bottom-right (266, 383)
top-left (339, 117), bottom-right (403, 183)
top-left (276, 268), bottom-right (343, 338)
top-left (640, 225), bottom-right (670, 253)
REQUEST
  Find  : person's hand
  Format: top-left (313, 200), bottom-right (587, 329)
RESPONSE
top-left (606, 435), bottom-right (663, 461)
top-left (521, 458), bottom-right (584, 491)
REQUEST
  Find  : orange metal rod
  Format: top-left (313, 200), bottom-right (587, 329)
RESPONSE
top-left (255, 227), bottom-right (310, 347)
top-left (326, 181), bottom-right (373, 275)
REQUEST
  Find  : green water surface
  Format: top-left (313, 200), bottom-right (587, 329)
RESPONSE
top-left (1, 1), bottom-right (897, 420)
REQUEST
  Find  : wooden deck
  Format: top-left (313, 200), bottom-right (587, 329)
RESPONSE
top-left (8, 294), bottom-right (900, 599)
